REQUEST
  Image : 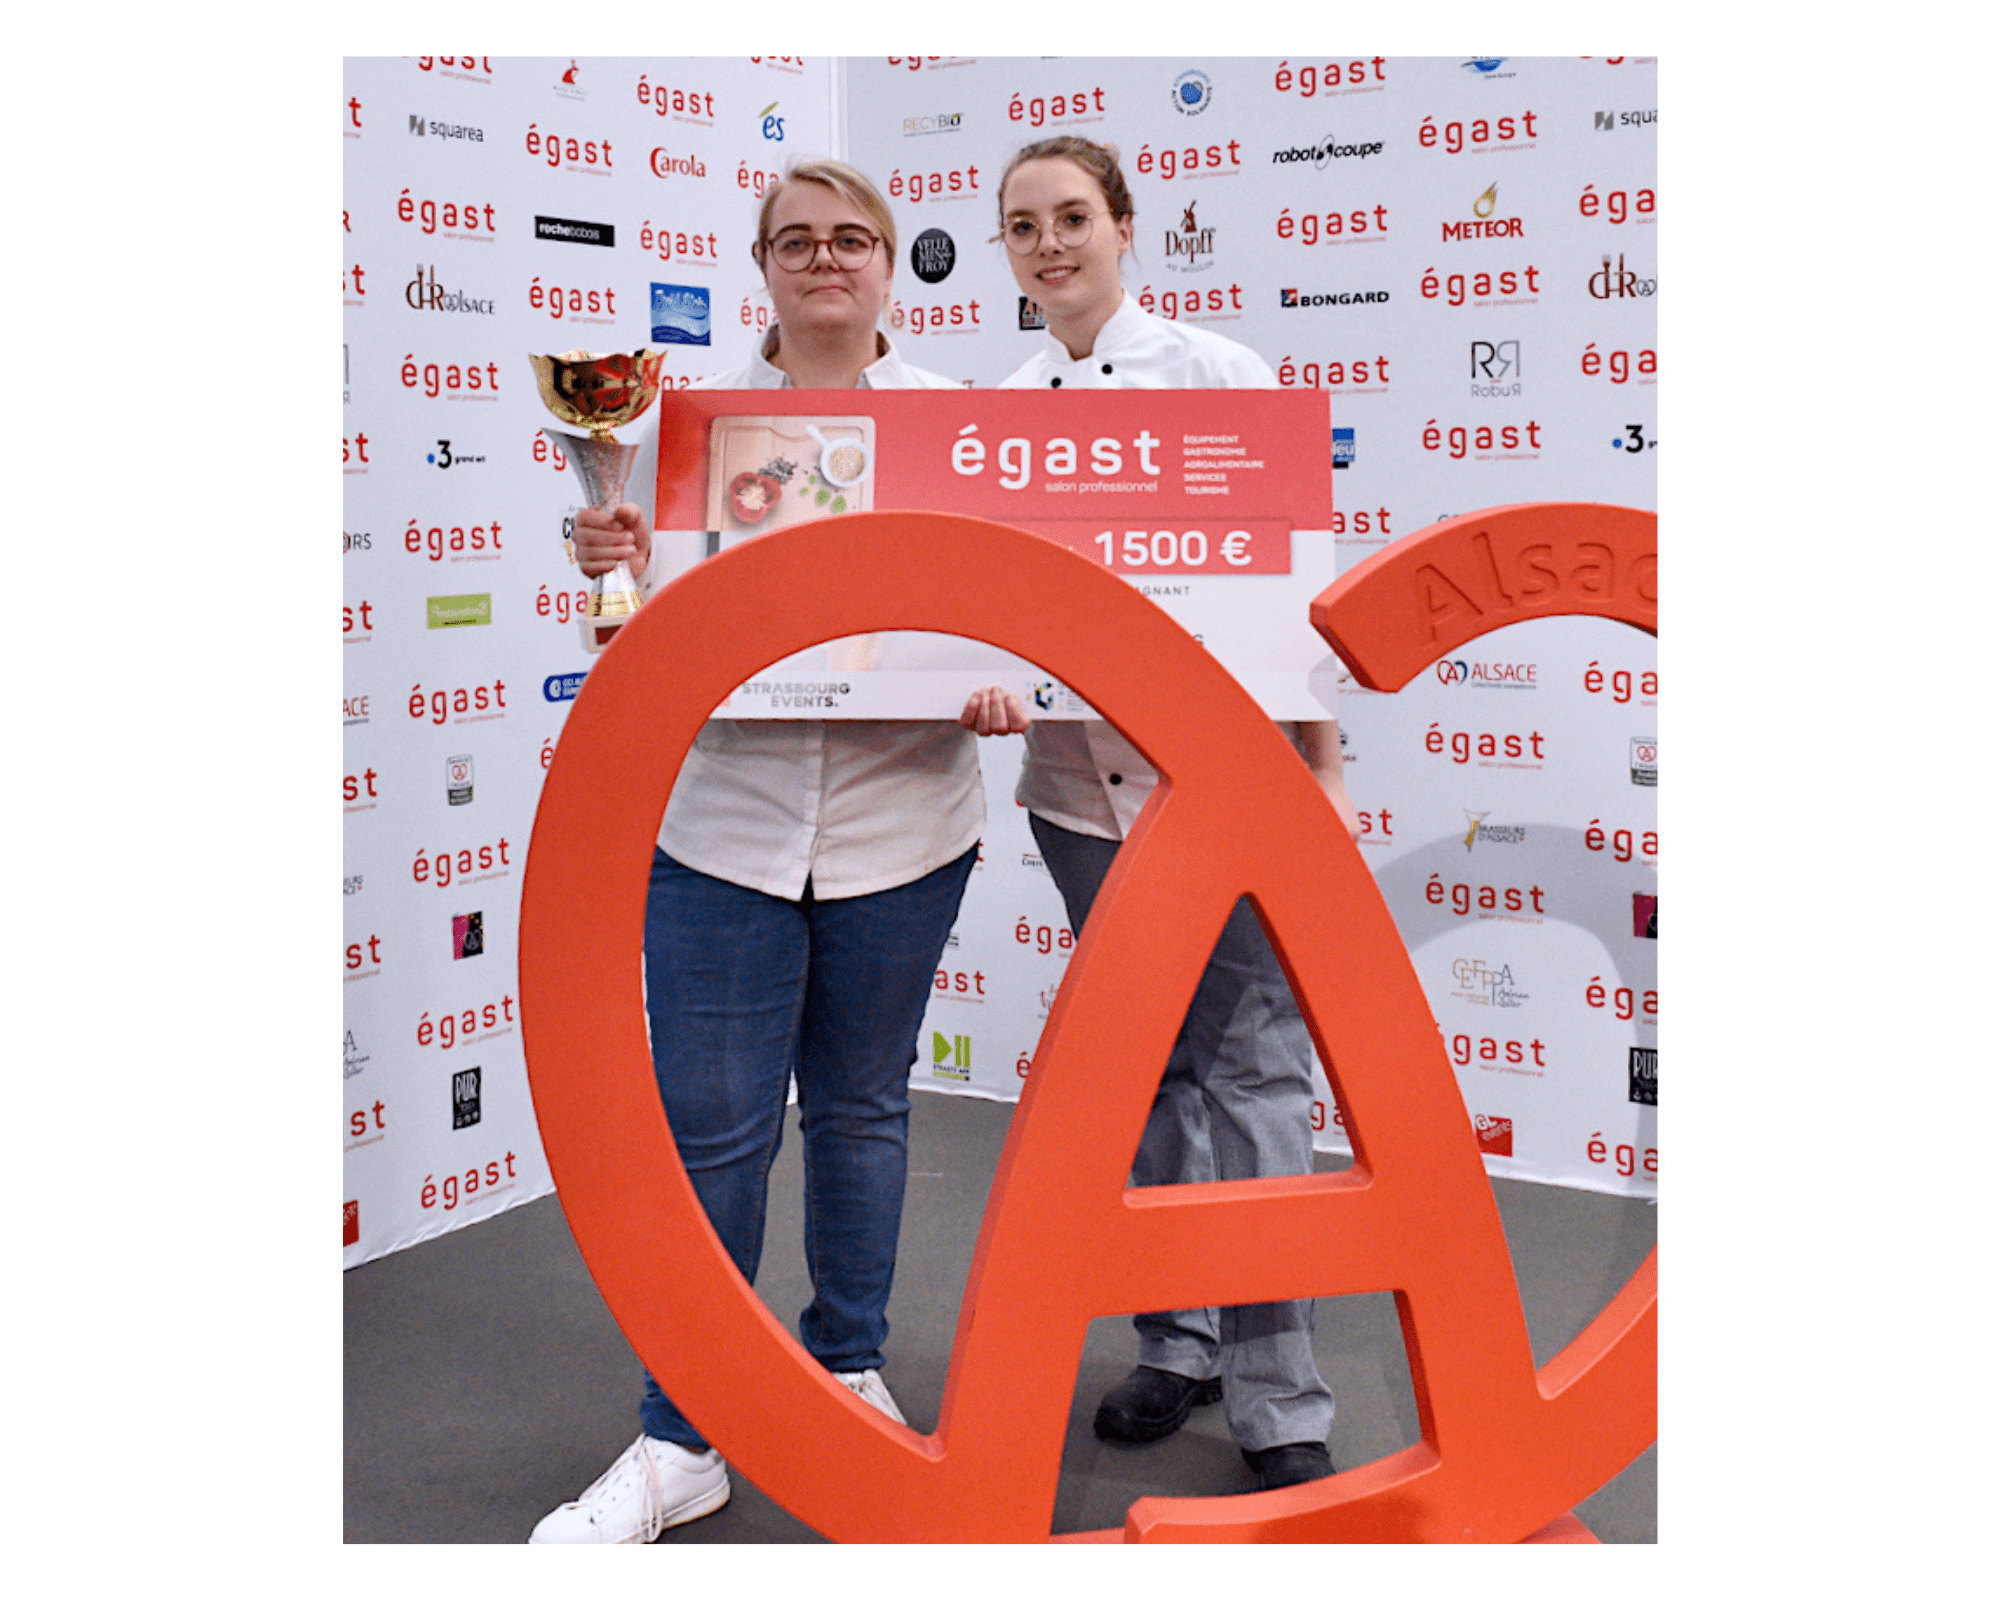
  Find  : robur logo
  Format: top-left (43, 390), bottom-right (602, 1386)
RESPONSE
top-left (1470, 338), bottom-right (1521, 399)
top-left (405, 265), bottom-right (495, 315)
top-left (1270, 134), bottom-right (1384, 167)
top-left (1163, 200), bottom-right (1215, 274)
top-left (931, 1032), bottom-right (971, 1081)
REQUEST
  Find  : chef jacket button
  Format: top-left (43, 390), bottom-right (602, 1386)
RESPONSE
top-left (1050, 376), bottom-right (1062, 387)
top-left (1101, 363), bottom-right (1114, 375)
top-left (1107, 773), bottom-right (1123, 785)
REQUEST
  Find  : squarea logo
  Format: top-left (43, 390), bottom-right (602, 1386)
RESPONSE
top-left (1594, 108), bottom-right (1657, 131)
top-left (931, 1031), bottom-right (971, 1082)
top-left (651, 283), bottom-right (711, 346)
top-left (409, 114), bottom-right (486, 142)
top-left (1172, 68), bottom-right (1212, 115)
top-left (1461, 811), bottom-right (1527, 852)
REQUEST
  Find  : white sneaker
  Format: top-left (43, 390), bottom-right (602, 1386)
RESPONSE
top-left (528, 1433), bottom-right (730, 1544)
top-left (836, 1368), bottom-right (908, 1425)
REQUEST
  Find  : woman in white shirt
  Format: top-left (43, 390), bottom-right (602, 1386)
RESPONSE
top-left (533, 161), bottom-right (975, 1544)
top-left (962, 136), bottom-right (1360, 1495)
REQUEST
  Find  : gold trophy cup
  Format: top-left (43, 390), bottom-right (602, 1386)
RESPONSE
top-left (529, 348), bottom-right (666, 652)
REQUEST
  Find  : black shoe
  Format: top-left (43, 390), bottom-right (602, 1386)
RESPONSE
top-left (1242, 1441), bottom-right (1335, 1491)
top-left (1092, 1365), bottom-right (1224, 1443)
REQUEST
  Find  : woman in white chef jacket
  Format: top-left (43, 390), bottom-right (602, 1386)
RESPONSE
top-left (531, 161), bottom-right (975, 1544)
top-left (960, 136), bottom-right (1361, 1495)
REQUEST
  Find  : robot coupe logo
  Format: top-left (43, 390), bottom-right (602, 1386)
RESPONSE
top-left (1171, 68), bottom-right (1212, 115)
top-left (1163, 200), bottom-right (1215, 273)
top-left (522, 507), bottom-right (1655, 1542)
top-left (911, 228), bottom-right (956, 286)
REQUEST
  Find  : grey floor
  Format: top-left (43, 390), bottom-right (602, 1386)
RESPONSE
top-left (344, 1090), bottom-right (1656, 1543)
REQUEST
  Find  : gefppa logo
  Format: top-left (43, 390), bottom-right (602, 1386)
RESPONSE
top-left (1451, 955), bottom-right (1529, 1010)
top-left (1163, 199), bottom-right (1216, 273)
top-left (651, 283), bottom-right (711, 345)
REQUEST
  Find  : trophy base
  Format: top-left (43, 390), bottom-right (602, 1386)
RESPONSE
top-left (580, 615), bottom-right (628, 654)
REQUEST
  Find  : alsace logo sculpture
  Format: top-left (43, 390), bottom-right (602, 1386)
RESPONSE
top-left (520, 505), bottom-right (1656, 1541)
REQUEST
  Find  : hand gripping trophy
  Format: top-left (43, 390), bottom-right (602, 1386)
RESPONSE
top-left (529, 348), bottom-right (665, 653)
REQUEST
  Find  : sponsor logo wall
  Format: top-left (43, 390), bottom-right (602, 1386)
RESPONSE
top-left (347, 54), bottom-right (1655, 1265)
top-left (343, 54), bottom-right (835, 1265)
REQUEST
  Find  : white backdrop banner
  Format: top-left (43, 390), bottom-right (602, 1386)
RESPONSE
top-left (344, 54), bottom-right (1656, 1267)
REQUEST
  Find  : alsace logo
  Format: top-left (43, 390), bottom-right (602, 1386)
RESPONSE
top-left (1280, 288), bottom-right (1388, 308)
top-left (1332, 427), bottom-right (1355, 469)
top-left (931, 1031), bottom-right (972, 1082)
top-left (1595, 108), bottom-right (1657, 131)
top-left (544, 671), bottom-right (587, 703)
top-left (453, 1065), bottom-right (483, 1129)
top-left (1461, 811), bottom-right (1527, 851)
top-left (405, 265), bottom-right (495, 315)
top-left (1270, 134), bottom-right (1383, 167)
top-left (408, 115), bottom-right (485, 143)
top-left (911, 229), bottom-right (956, 286)
top-left (1628, 1047), bottom-right (1657, 1107)
top-left (1452, 956), bottom-right (1529, 1011)
top-left (343, 692), bottom-right (371, 726)
top-left (1164, 200), bottom-right (1215, 274)
top-left (1436, 656), bottom-right (1537, 689)
top-left (1630, 737), bottom-right (1657, 787)
top-left (1462, 58), bottom-right (1514, 79)
top-left (1590, 253), bottom-right (1655, 299)
top-left (1445, 183), bottom-right (1524, 242)
top-left (535, 214), bottom-right (614, 248)
top-left (452, 911), bottom-right (485, 961)
top-left (1633, 892), bottom-right (1658, 940)
top-left (448, 754), bottom-right (474, 805)
top-left (1172, 68), bottom-right (1212, 115)
top-left (427, 594), bottom-right (492, 629)
top-left (759, 101), bottom-right (785, 141)
top-left (1471, 338), bottom-right (1521, 398)
top-left (1473, 1113), bottom-right (1514, 1157)
top-left (556, 59), bottom-right (585, 101)
top-left (903, 111), bottom-right (964, 137)
top-left (651, 282), bottom-right (711, 345)
top-left (425, 440), bottom-right (487, 470)
top-left (344, 1029), bottom-right (370, 1079)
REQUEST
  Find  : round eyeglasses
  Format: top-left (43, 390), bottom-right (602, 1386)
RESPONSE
top-left (998, 208), bottom-right (1110, 255)
top-left (764, 228), bottom-right (882, 272)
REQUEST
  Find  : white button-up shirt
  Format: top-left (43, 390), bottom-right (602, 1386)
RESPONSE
top-left (1000, 297), bottom-right (1280, 841)
top-left (641, 328), bottom-right (983, 900)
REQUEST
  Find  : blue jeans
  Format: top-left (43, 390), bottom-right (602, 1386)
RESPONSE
top-left (1029, 813), bottom-right (1336, 1451)
top-left (638, 845), bottom-right (977, 1450)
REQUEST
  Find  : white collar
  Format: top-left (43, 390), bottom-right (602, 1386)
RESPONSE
top-left (1036, 293), bottom-right (1151, 371)
top-left (753, 325), bottom-right (896, 389)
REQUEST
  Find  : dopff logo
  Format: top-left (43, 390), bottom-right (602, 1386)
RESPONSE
top-left (1163, 199), bottom-right (1215, 273)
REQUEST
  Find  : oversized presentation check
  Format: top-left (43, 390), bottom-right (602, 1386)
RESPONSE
top-left (648, 389), bottom-right (1345, 719)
